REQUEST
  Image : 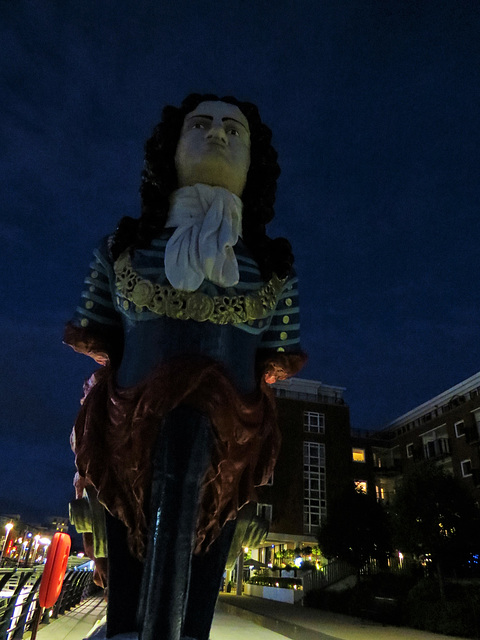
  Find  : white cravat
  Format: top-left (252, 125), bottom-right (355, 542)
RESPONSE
top-left (164, 184), bottom-right (243, 291)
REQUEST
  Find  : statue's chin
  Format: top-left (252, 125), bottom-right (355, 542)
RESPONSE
top-left (177, 162), bottom-right (247, 198)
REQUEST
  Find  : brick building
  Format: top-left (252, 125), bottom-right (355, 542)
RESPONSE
top-left (360, 371), bottom-right (480, 507)
top-left (243, 370), bottom-right (480, 568)
top-left (253, 377), bottom-right (353, 565)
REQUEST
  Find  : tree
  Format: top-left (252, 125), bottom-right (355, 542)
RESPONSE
top-left (318, 484), bottom-right (392, 572)
top-left (391, 461), bottom-right (480, 594)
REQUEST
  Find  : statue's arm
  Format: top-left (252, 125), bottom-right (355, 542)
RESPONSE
top-left (63, 235), bottom-right (123, 366)
top-left (256, 268), bottom-right (307, 383)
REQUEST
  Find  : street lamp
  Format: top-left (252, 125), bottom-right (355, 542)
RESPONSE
top-left (1, 522), bottom-right (14, 565)
top-left (33, 535), bottom-right (41, 563)
top-left (17, 540), bottom-right (29, 567)
top-left (39, 537), bottom-right (51, 563)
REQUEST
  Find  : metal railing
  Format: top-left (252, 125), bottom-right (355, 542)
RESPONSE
top-left (0, 565), bottom-right (96, 639)
top-left (301, 559), bottom-right (356, 594)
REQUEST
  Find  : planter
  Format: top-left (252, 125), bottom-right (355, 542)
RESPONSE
top-left (244, 582), bottom-right (303, 604)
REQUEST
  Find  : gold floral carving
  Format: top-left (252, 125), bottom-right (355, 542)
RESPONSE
top-left (114, 251), bottom-right (285, 325)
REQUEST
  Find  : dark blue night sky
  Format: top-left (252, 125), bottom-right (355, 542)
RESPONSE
top-left (2, 0), bottom-right (480, 520)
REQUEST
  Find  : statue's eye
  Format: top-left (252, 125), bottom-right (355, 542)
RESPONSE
top-left (227, 128), bottom-right (240, 136)
top-left (192, 122), bottom-right (205, 129)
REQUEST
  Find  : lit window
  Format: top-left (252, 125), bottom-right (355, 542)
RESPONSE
top-left (376, 485), bottom-right (385, 501)
top-left (355, 481), bottom-right (367, 493)
top-left (352, 448), bottom-right (365, 463)
top-left (455, 421), bottom-right (465, 438)
top-left (406, 443), bottom-right (414, 458)
top-left (461, 459), bottom-right (472, 478)
top-left (304, 411), bottom-right (325, 434)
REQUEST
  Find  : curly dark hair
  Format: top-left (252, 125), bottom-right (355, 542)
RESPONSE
top-left (111, 93), bottom-right (294, 280)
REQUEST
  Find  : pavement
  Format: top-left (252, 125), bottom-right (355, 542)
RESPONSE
top-left (217, 593), bottom-right (468, 640)
top-left (23, 592), bottom-right (469, 640)
top-left (27, 595), bottom-right (107, 639)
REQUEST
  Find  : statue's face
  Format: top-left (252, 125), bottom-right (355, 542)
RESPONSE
top-left (175, 101), bottom-right (251, 197)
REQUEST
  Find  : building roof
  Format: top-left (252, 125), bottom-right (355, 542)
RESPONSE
top-left (273, 377), bottom-right (346, 404)
top-left (382, 370), bottom-right (480, 433)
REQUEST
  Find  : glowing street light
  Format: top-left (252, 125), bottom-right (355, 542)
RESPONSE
top-left (32, 535), bottom-right (41, 563)
top-left (1, 522), bottom-right (14, 563)
top-left (38, 537), bottom-right (51, 564)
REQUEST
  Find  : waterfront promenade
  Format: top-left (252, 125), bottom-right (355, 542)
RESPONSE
top-left (218, 593), bottom-right (468, 640)
top-left (27, 592), bottom-right (468, 640)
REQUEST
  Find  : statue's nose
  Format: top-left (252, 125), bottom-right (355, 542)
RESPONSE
top-left (206, 126), bottom-right (227, 144)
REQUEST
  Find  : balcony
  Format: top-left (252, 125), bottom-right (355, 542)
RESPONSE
top-left (374, 460), bottom-right (403, 476)
top-left (423, 437), bottom-right (451, 461)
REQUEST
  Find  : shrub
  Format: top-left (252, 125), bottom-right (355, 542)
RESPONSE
top-left (305, 573), bottom-right (480, 636)
top-left (406, 580), bottom-right (480, 637)
top-left (246, 576), bottom-right (303, 590)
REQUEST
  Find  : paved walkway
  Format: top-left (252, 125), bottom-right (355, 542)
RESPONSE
top-left (24, 592), bottom-right (468, 640)
top-left (27, 595), bottom-right (107, 639)
top-left (218, 593), bottom-right (468, 640)
top-left (26, 595), bottom-right (290, 640)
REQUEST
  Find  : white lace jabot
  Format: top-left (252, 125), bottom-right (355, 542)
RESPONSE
top-left (164, 184), bottom-right (243, 291)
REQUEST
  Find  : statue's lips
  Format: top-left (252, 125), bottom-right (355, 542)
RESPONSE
top-left (204, 140), bottom-right (228, 151)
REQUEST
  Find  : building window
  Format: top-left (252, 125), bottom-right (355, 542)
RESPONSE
top-left (406, 443), bottom-right (414, 458)
top-left (424, 438), bottom-right (450, 459)
top-left (354, 481), bottom-right (367, 493)
top-left (376, 485), bottom-right (385, 501)
top-left (352, 448), bottom-right (366, 463)
top-left (461, 460), bottom-right (473, 478)
top-left (256, 503), bottom-right (273, 522)
top-left (422, 425), bottom-right (450, 460)
top-left (473, 409), bottom-right (480, 438)
top-left (303, 441), bottom-right (326, 534)
top-left (455, 421), bottom-right (465, 438)
top-left (304, 411), bottom-right (325, 434)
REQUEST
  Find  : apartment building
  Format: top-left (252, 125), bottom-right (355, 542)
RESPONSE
top-left (363, 371), bottom-right (480, 506)
top-left (254, 377), bottom-right (352, 565)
